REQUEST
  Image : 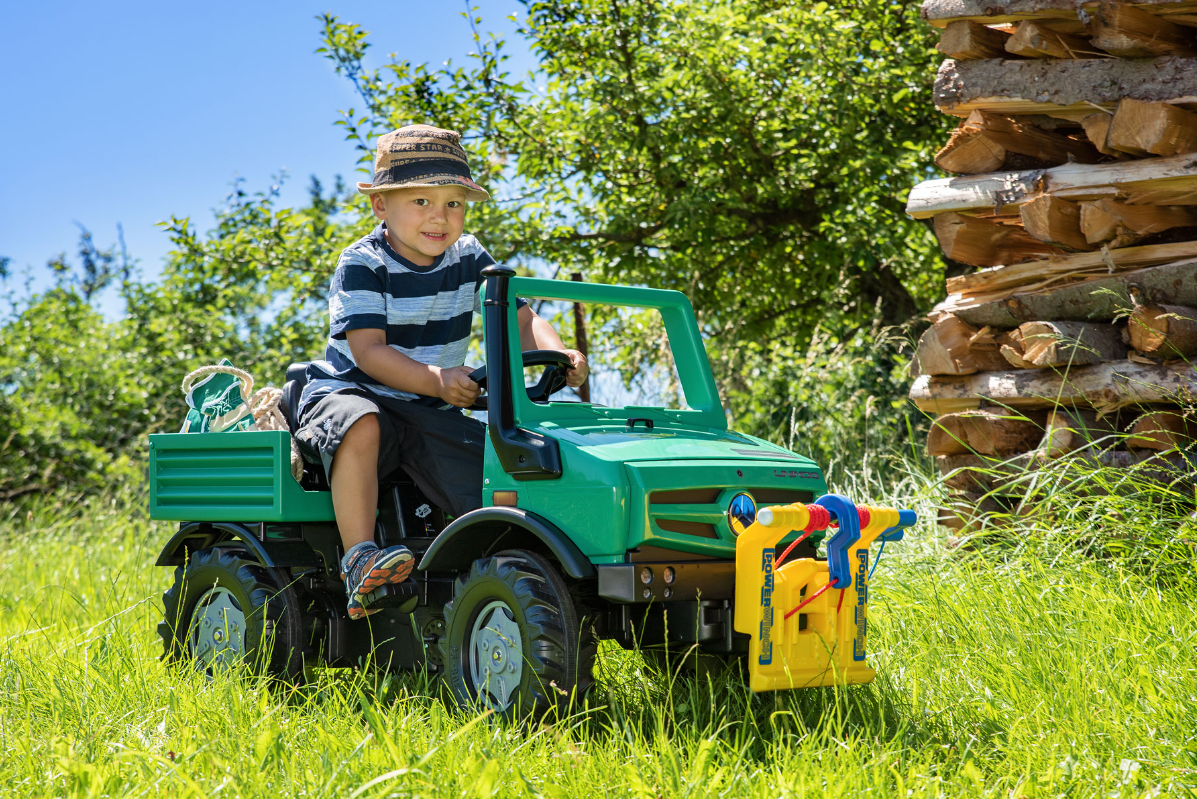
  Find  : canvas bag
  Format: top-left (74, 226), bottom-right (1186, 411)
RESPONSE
top-left (180, 360), bottom-right (303, 481)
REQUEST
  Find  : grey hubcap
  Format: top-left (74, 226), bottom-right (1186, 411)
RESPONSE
top-left (189, 586), bottom-right (246, 673)
top-left (468, 600), bottom-right (523, 712)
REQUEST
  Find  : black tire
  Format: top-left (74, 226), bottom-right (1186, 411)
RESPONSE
top-left (159, 547), bottom-right (310, 682)
top-left (438, 549), bottom-right (595, 719)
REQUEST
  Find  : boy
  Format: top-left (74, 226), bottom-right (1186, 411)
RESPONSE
top-left (296, 125), bottom-right (588, 619)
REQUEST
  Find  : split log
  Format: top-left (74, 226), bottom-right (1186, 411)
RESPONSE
top-left (938, 20), bottom-right (1015, 59)
top-left (1017, 320), bottom-right (1127, 367)
top-left (1079, 198), bottom-right (1197, 246)
top-left (933, 56), bottom-right (1197, 120)
top-left (999, 327), bottom-right (1036, 368)
top-left (1091, 2), bottom-right (1197, 57)
top-left (1041, 408), bottom-right (1117, 457)
top-left (1106, 98), bottom-right (1197, 158)
top-left (1005, 20), bottom-right (1097, 57)
top-left (1080, 113), bottom-right (1120, 157)
top-left (1128, 303), bottom-right (1197, 355)
top-left (1019, 195), bottom-right (1092, 251)
top-left (906, 151), bottom-right (1197, 219)
top-left (920, 0), bottom-right (1197, 29)
top-left (934, 126), bottom-right (1008, 175)
top-left (908, 359), bottom-right (1197, 413)
top-left (933, 212), bottom-right (1051, 267)
top-left (946, 240), bottom-right (1197, 298)
top-left (935, 111), bottom-right (1101, 175)
top-left (1127, 410), bottom-right (1197, 449)
top-left (912, 314), bottom-right (1014, 376)
top-left (937, 258), bottom-right (1197, 327)
top-left (928, 408), bottom-right (1048, 456)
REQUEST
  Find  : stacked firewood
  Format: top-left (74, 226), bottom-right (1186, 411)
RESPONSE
top-left (907, 0), bottom-right (1197, 527)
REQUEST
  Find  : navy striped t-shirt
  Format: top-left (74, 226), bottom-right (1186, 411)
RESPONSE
top-left (300, 224), bottom-right (524, 411)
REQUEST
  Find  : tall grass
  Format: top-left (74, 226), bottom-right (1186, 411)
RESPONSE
top-left (1, 469), bottom-right (1195, 797)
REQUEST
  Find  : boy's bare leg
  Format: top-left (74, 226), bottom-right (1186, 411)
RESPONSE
top-left (330, 413), bottom-right (380, 550)
top-left (329, 413), bottom-right (413, 619)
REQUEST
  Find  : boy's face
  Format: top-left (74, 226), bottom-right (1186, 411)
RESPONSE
top-left (371, 185), bottom-right (468, 266)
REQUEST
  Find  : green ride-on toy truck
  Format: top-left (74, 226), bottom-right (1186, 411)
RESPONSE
top-left (150, 266), bottom-right (915, 715)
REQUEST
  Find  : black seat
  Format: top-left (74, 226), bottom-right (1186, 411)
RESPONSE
top-left (280, 362), bottom-right (310, 437)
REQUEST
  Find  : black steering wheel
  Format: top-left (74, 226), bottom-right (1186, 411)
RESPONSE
top-left (467, 350), bottom-right (574, 411)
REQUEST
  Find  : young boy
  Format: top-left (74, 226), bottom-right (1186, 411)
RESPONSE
top-left (296, 125), bottom-right (588, 619)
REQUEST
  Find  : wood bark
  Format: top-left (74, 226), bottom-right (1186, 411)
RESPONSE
top-left (1106, 98), bottom-right (1197, 158)
top-left (938, 20), bottom-right (1015, 59)
top-left (937, 258), bottom-right (1197, 327)
top-left (1128, 303), bottom-right (1197, 355)
top-left (946, 240), bottom-right (1197, 298)
top-left (1005, 20), bottom-right (1098, 57)
top-left (1041, 408), bottom-right (1117, 457)
top-left (933, 56), bottom-right (1197, 120)
top-left (928, 408), bottom-right (1048, 456)
top-left (933, 212), bottom-right (1052, 267)
top-left (912, 314), bottom-right (1014, 376)
top-left (909, 359), bottom-right (1197, 413)
top-left (906, 151), bottom-right (1197, 219)
top-left (1091, 1), bottom-right (1197, 56)
top-left (1017, 320), bottom-right (1127, 367)
top-left (1019, 195), bottom-right (1092, 251)
top-left (1127, 410), bottom-right (1197, 449)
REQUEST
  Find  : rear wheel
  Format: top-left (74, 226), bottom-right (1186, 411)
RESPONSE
top-left (159, 547), bottom-right (311, 682)
top-left (438, 550), bottom-right (595, 719)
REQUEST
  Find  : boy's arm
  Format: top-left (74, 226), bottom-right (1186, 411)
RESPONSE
top-left (346, 328), bottom-right (481, 408)
top-left (516, 304), bottom-right (590, 388)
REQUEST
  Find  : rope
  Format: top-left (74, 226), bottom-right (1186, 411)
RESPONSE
top-left (836, 587), bottom-right (845, 613)
top-left (868, 540), bottom-right (887, 581)
top-left (181, 364), bottom-right (253, 398)
top-left (249, 386), bottom-right (288, 431)
top-left (775, 529), bottom-right (814, 569)
top-left (783, 578), bottom-right (837, 620)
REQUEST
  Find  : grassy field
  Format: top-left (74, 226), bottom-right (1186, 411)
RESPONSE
top-left (1, 468), bottom-right (1195, 798)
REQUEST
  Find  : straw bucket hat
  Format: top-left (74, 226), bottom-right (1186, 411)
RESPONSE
top-left (357, 124), bottom-right (490, 202)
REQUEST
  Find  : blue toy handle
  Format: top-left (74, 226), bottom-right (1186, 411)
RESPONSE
top-left (817, 494), bottom-right (861, 590)
top-left (880, 509), bottom-right (918, 543)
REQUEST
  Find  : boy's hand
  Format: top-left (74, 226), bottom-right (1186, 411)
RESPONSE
top-left (436, 365), bottom-right (482, 408)
top-left (561, 349), bottom-right (589, 388)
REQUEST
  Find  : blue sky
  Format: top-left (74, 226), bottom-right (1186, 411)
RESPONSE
top-left (0, 1), bottom-right (532, 312)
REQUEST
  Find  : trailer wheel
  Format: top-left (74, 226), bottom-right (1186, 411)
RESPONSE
top-left (159, 547), bottom-right (311, 682)
top-left (438, 549), bottom-right (594, 719)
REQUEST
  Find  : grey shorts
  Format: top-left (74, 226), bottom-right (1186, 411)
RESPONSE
top-left (295, 388), bottom-right (485, 518)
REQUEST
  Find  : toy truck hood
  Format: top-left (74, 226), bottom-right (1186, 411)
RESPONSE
top-left (540, 420), bottom-right (817, 466)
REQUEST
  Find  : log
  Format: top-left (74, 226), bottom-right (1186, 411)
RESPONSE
top-left (1080, 113), bottom-right (1121, 157)
top-left (999, 327), bottom-right (1037, 368)
top-left (937, 258), bottom-right (1197, 327)
top-left (936, 452), bottom-right (1041, 492)
top-left (935, 111), bottom-right (1101, 175)
top-left (908, 359), bottom-right (1197, 413)
top-left (906, 150), bottom-right (1197, 219)
top-left (1091, 1), bottom-right (1197, 56)
top-left (1126, 410), bottom-right (1197, 449)
top-left (920, 0), bottom-right (1197, 29)
top-left (1019, 195), bottom-right (1093, 251)
top-left (934, 125), bottom-right (1009, 175)
top-left (928, 409), bottom-right (1048, 456)
top-left (933, 212), bottom-right (1052, 267)
top-left (1005, 20), bottom-right (1098, 57)
top-left (1106, 98), bottom-right (1197, 158)
top-left (1017, 320), bottom-right (1127, 367)
top-left (912, 314), bottom-right (1015, 376)
top-left (1080, 198), bottom-right (1197, 245)
top-left (933, 56), bottom-right (1197, 120)
top-left (1041, 408), bottom-right (1117, 457)
top-left (945, 240), bottom-right (1197, 297)
top-left (938, 20), bottom-right (1016, 59)
top-left (1128, 303), bottom-right (1197, 354)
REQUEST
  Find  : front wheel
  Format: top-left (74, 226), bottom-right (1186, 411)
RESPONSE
top-left (438, 550), bottom-right (594, 719)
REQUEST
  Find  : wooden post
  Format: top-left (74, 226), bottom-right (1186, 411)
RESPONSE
top-left (570, 272), bottom-right (590, 403)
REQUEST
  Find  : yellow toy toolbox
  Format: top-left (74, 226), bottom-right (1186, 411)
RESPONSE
top-left (733, 493), bottom-right (916, 692)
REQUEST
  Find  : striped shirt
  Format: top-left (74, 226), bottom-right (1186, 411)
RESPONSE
top-left (300, 224), bottom-right (524, 411)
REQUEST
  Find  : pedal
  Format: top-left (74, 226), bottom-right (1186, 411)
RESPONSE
top-left (361, 581), bottom-right (420, 614)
